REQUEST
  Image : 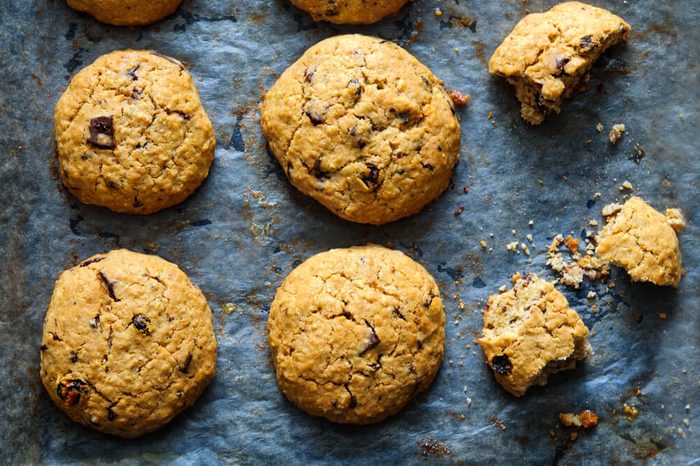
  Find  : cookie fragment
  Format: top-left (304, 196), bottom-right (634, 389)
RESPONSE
top-left (596, 197), bottom-right (683, 287)
top-left (268, 245), bottom-right (445, 424)
top-left (477, 274), bottom-right (591, 397)
top-left (489, 2), bottom-right (630, 124)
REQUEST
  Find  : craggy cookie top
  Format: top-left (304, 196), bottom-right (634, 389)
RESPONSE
top-left (55, 50), bottom-right (215, 214)
top-left (66, 0), bottom-right (183, 26)
top-left (268, 245), bottom-right (445, 424)
top-left (40, 249), bottom-right (217, 438)
top-left (597, 197), bottom-right (683, 287)
top-left (290, 0), bottom-right (409, 24)
top-left (489, 2), bottom-right (630, 124)
top-left (261, 34), bottom-right (461, 225)
top-left (478, 274), bottom-right (590, 397)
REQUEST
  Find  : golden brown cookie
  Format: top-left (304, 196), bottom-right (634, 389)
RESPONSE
top-left (55, 50), bottom-right (215, 214)
top-left (40, 249), bottom-right (217, 438)
top-left (596, 197), bottom-right (683, 287)
top-left (489, 2), bottom-right (630, 124)
top-left (477, 274), bottom-right (591, 397)
top-left (261, 34), bottom-right (461, 225)
top-left (289, 0), bottom-right (409, 24)
top-left (66, 0), bottom-right (183, 26)
top-left (268, 245), bottom-right (445, 423)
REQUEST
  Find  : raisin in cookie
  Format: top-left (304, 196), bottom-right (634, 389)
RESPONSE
top-left (477, 274), bottom-right (591, 397)
top-left (596, 197), bottom-right (683, 287)
top-left (489, 2), bottom-right (630, 124)
top-left (55, 50), bottom-right (215, 214)
top-left (289, 0), bottom-right (409, 24)
top-left (268, 244), bottom-right (445, 424)
top-left (40, 249), bottom-right (217, 438)
top-left (261, 34), bottom-right (461, 225)
top-left (66, 0), bottom-right (182, 26)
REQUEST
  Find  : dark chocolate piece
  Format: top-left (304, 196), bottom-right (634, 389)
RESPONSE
top-left (87, 116), bottom-right (115, 149)
top-left (131, 314), bottom-right (151, 336)
top-left (491, 354), bottom-right (513, 375)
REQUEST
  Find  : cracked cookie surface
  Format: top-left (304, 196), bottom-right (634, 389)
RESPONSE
top-left (596, 197), bottom-right (683, 287)
top-left (268, 244), bottom-right (445, 423)
top-left (55, 50), bottom-right (215, 214)
top-left (289, 0), bottom-right (409, 24)
top-left (66, 0), bottom-right (183, 26)
top-left (40, 249), bottom-right (217, 438)
top-left (489, 2), bottom-right (630, 124)
top-left (477, 274), bottom-right (591, 397)
top-left (260, 34), bottom-right (461, 225)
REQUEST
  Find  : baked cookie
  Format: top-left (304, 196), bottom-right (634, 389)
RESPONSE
top-left (289, 0), bottom-right (409, 24)
top-left (40, 249), bottom-right (217, 438)
top-left (268, 244), bottom-right (445, 423)
top-left (477, 274), bottom-right (591, 397)
top-left (55, 50), bottom-right (215, 214)
top-left (489, 2), bottom-right (630, 124)
top-left (596, 197), bottom-right (683, 287)
top-left (261, 34), bottom-right (461, 225)
top-left (66, 0), bottom-right (183, 26)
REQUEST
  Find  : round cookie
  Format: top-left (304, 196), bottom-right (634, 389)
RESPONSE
top-left (66, 0), bottom-right (183, 26)
top-left (268, 244), bottom-right (445, 424)
top-left (55, 50), bottom-right (215, 214)
top-left (40, 249), bottom-right (217, 438)
top-left (260, 34), bottom-right (461, 225)
top-left (290, 0), bottom-right (409, 24)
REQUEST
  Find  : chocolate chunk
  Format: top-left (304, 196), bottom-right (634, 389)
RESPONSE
top-left (126, 64), bottom-right (139, 81)
top-left (57, 379), bottom-right (89, 407)
top-left (131, 314), bottom-right (151, 336)
top-left (312, 158), bottom-right (329, 179)
top-left (87, 116), bottom-right (115, 149)
top-left (347, 78), bottom-right (362, 97)
top-left (69, 352), bottom-right (78, 363)
top-left (360, 163), bottom-right (380, 189)
top-left (555, 57), bottom-right (570, 72)
top-left (348, 125), bottom-right (368, 148)
top-left (40, 344), bottom-right (48, 351)
top-left (50, 332), bottom-right (62, 341)
top-left (392, 307), bottom-right (406, 320)
top-left (578, 35), bottom-right (596, 51)
top-left (421, 162), bottom-right (434, 171)
top-left (179, 354), bottom-right (193, 373)
top-left (304, 65), bottom-right (317, 83)
top-left (107, 404), bottom-right (117, 421)
top-left (305, 106), bottom-right (325, 125)
top-left (79, 257), bottom-right (104, 267)
top-left (490, 354), bottom-right (513, 375)
top-left (133, 196), bottom-right (143, 208)
top-left (97, 271), bottom-right (119, 301)
top-left (359, 320), bottom-right (380, 355)
top-left (89, 314), bottom-right (100, 330)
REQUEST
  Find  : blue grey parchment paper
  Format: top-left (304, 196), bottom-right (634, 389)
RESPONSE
top-left (0, 0), bottom-right (698, 464)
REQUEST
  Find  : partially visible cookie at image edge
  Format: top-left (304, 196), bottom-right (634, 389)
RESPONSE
top-left (66, 0), bottom-right (183, 26)
top-left (289, 0), bottom-right (409, 24)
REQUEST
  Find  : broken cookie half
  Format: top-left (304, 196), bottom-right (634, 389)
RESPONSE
top-left (489, 2), bottom-right (630, 124)
top-left (597, 196), bottom-right (684, 287)
top-left (477, 274), bottom-right (591, 397)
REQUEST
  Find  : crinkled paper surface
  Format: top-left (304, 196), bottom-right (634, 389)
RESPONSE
top-left (0, 0), bottom-right (698, 464)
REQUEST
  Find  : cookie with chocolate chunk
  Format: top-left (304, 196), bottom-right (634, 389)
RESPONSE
top-left (290, 0), bottom-right (409, 24)
top-left (54, 50), bottom-right (215, 214)
top-left (268, 244), bottom-right (445, 424)
top-left (40, 249), bottom-right (217, 438)
top-left (66, 0), bottom-right (182, 26)
top-left (596, 196), bottom-right (683, 287)
top-left (489, 2), bottom-right (630, 124)
top-left (260, 34), bottom-right (461, 225)
top-left (477, 274), bottom-right (591, 397)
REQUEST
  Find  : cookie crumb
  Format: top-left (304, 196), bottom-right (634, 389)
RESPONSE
top-left (609, 123), bottom-right (625, 144)
top-left (520, 243), bottom-right (530, 256)
top-left (658, 312), bottom-right (667, 320)
top-left (587, 291), bottom-right (597, 299)
top-left (434, 8), bottom-right (443, 17)
top-left (666, 208), bottom-right (686, 233)
top-left (589, 219), bottom-right (598, 227)
top-left (595, 123), bottom-right (604, 132)
top-left (449, 90), bottom-right (470, 106)
top-left (480, 240), bottom-right (488, 248)
top-left (506, 241), bottom-right (518, 252)
top-left (623, 403), bottom-right (639, 419)
top-left (619, 180), bottom-right (633, 191)
top-left (559, 410), bottom-right (599, 428)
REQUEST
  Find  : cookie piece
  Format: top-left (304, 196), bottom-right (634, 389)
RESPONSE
top-left (596, 197), bottom-right (683, 287)
top-left (489, 2), bottom-right (630, 124)
top-left (268, 245), bottom-right (445, 424)
top-left (477, 274), bottom-right (591, 397)
top-left (261, 34), bottom-right (461, 225)
top-left (40, 249), bottom-right (217, 438)
top-left (66, 0), bottom-right (183, 26)
top-left (55, 50), bottom-right (215, 214)
top-left (289, 0), bottom-right (409, 24)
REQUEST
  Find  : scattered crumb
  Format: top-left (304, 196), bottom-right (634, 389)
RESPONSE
top-left (595, 123), bottom-right (604, 133)
top-left (528, 220), bottom-right (534, 226)
top-left (480, 240), bottom-right (488, 248)
top-left (454, 206), bottom-right (465, 217)
top-left (623, 403), bottom-right (639, 419)
top-left (434, 8), bottom-right (443, 17)
top-left (506, 241), bottom-right (518, 252)
top-left (221, 303), bottom-right (238, 314)
top-left (587, 291), bottom-right (597, 300)
top-left (609, 123), bottom-right (626, 144)
top-left (602, 203), bottom-right (623, 217)
top-left (463, 186), bottom-right (470, 194)
top-left (658, 312), bottom-right (667, 320)
top-left (490, 416), bottom-right (507, 431)
top-left (449, 90), bottom-right (470, 106)
top-left (537, 179), bottom-right (544, 185)
top-left (559, 410), bottom-right (599, 429)
top-left (546, 234), bottom-right (609, 288)
top-left (520, 243), bottom-right (530, 256)
top-left (487, 111), bottom-right (494, 120)
top-left (589, 219), bottom-right (598, 227)
top-left (511, 229), bottom-right (517, 236)
top-left (619, 180), bottom-right (633, 191)
top-left (666, 208), bottom-right (686, 233)
top-left (526, 234), bottom-right (533, 242)
top-left (593, 192), bottom-right (601, 200)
